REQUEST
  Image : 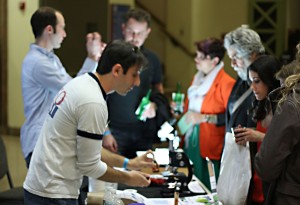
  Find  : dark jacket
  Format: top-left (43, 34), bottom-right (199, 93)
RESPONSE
top-left (143, 90), bottom-right (172, 142)
top-left (225, 78), bottom-right (256, 131)
top-left (255, 84), bottom-right (300, 205)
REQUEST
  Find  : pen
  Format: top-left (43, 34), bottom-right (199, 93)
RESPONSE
top-left (174, 186), bottom-right (180, 205)
top-left (206, 157), bottom-right (217, 193)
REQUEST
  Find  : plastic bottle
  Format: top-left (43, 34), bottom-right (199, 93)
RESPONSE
top-left (172, 82), bottom-right (185, 114)
top-left (111, 189), bottom-right (124, 205)
top-left (103, 187), bottom-right (114, 205)
top-left (103, 187), bottom-right (112, 205)
top-left (114, 197), bottom-right (124, 205)
top-left (135, 89), bottom-right (152, 121)
top-left (103, 187), bottom-right (124, 205)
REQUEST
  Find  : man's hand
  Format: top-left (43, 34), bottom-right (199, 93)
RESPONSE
top-left (125, 170), bottom-right (151, 187)
top-left (102, 134), bottom-right (118, 153)
top-left (98, 166), bottom-right (150, 187)
top-left (86, 32), bottom-right (106, 61)
top-left (127, 150), bottom-right (155, 170)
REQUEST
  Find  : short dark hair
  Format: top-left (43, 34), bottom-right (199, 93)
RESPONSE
top-left (96, 40), bottom-right (147, 75)
top-left (30, 7), bottom-right (60, 38)
top-left (123, 8), bottom-right (151, 27)
top-left (194, 38), bottom-right (226, 64)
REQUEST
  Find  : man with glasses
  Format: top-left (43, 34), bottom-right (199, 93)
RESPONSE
top-left (222, 25), bottom-right (266, 204)
top-left (103, 8), bottom-right (166, 159)
top-left (224, 25), bottom-right (265, 132)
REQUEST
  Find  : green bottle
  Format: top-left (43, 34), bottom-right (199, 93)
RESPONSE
top-left (172, 82), bottom-right (185, 114)
top-left (135, 89), bottom-right (152, 121)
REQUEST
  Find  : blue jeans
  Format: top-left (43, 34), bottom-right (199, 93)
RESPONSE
top-left (24, 189), bottom-right (79, 205)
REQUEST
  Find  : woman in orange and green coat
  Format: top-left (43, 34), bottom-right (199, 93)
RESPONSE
top-left (182, 38), bottom-right (235, 191)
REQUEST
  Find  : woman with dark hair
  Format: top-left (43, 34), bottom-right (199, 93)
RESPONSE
top-left (234, 55), bottom-right (281, 204)
top-left (234, 55), bottom-right (281, 144)
top-left (255, 44), bottom-right (300, 204)
top-left (247, 55), bottom-right (281, 124)
top-left (181, 38), bottom-right (235, 190)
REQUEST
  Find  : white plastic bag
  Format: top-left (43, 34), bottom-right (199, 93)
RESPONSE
top-left (217, 132), bottom-right (252, 205)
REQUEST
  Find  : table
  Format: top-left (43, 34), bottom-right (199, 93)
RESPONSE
top-left (87, 167), bottom-right (209, 205)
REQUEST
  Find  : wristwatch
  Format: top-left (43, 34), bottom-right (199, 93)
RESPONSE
top-left (205, 114), bottom-right (217, 124)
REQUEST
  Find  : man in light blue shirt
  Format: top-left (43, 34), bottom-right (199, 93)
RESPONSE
top-left (21, 6), bottom-right (104, 168)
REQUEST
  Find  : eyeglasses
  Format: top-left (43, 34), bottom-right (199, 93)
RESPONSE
top-left (124, 28), bottom-right (148, 37)
top-left (195, 53), bottom-right (211, 61)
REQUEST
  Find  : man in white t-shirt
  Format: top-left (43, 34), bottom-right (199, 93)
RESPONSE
top-left (23, 40), bottom-right (151, 205)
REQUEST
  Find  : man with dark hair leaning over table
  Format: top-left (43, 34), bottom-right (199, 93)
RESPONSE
top-left (23, 40), bottom-right (152, 205)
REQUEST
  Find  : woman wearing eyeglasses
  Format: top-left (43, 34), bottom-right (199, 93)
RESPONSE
top-left (181, 38), bottom-right (235, 191)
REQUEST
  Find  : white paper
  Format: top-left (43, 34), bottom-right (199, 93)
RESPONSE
top-left (116, 190), bottom-right (147, 203)
top-left (136, 148), bottom-right (170, 165)
top-left (145, 198), bottom-right (183, 205)
top-left (188, 180), bottom-right (205, 194)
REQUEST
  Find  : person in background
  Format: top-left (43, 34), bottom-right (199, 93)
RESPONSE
top-left (103, 8), bottom-right (168, 158)
top-left (21, 6), bottom-right (104, 168)
top-left (267, 60), bottom-right (300, 114)
top-left (233, 55), bottom-right (281, 202)
top-left (23, 40), bottom-right (151, 205)
top-left (255, 43), bottom-right (300, 205)
top-left (223, 25), bottom-right (265, 204)
top-left (275, 60), bottom-right (300, 86)
top-left (181, 38), bottom-right (235, 190)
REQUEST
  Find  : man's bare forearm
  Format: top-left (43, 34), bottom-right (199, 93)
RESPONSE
top-left (101, 147), bottom-right (125, 168)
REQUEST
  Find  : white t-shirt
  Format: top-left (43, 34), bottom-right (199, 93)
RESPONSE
top-left (24, 73), bottom-right (108, 199)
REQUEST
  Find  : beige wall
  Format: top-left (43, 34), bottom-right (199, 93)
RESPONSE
top-left (49, 0), bottom-right (109, 75)
top-left (2, 0), bottom-right (38, 189)
top-left (8, 0), bottom-right (38, 128)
